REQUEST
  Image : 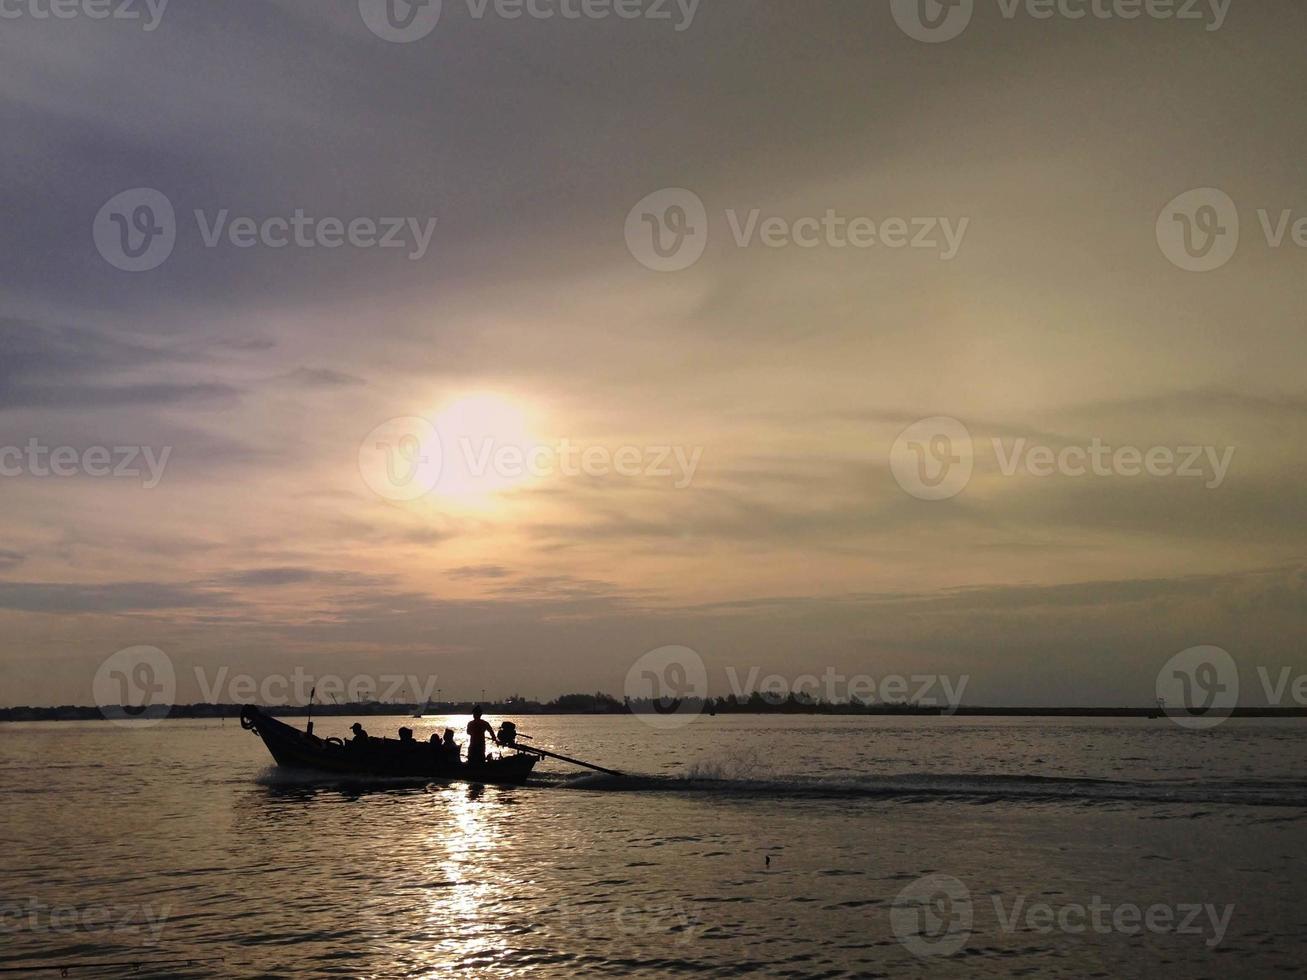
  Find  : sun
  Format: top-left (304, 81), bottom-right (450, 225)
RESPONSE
top-left (431, 392), bottom-right (540, 502)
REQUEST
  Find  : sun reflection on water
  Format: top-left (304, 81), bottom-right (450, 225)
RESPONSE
top-left (410, 783), bottom-right (521, 976)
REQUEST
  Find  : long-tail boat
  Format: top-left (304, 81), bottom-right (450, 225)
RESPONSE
top-left (240, 704), bottom-right (539, 785)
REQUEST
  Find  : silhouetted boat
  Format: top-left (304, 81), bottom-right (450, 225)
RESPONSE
top-left (240, 705), bottom-right (538, 785)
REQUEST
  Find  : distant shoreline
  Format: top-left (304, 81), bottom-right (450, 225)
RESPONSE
top-left (3, 702), bottom-right (1305, 722)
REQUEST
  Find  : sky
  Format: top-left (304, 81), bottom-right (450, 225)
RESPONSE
top-left (1, 0), bottom-right (1304, 708)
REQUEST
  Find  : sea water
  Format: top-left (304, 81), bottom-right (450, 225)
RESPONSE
top-left (2, 715), bottom-right (1305, 977)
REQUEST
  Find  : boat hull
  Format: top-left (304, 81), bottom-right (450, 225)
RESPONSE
top-left (240, 705), bottom-right (538, 785)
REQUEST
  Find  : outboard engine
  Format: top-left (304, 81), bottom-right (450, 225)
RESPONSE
top-left (496, 721), bottom-right (518, 746)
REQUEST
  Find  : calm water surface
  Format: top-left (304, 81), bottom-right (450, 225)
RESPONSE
top-left (3, 716), bottom-right (1306, 977)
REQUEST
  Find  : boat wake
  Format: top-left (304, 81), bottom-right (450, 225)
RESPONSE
top-left (543, 770), bottom-right (1307, 809)
top-left (248, 763), bottom-right (1307, 809)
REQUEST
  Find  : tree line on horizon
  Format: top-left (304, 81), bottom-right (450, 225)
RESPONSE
top-left (0, 689), bottom-right (946, 721)
top-left (5, 692), bottom-right (1304, 722)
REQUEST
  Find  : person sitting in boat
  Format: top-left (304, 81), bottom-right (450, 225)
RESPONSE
top-left (398, 727), bottom-right (415, 746)
top-left (466, 706), bottom-right (497, 765)
top-left (429, 731), bottom-right (449, 761)
top-left (349, 722), bottom-right (369, 743)
top-left (441, 728), bottom-right (459, 761)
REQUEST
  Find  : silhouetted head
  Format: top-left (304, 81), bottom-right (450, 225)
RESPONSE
top-left (472, 705), bottom-right (482, 719)
top-left (350, 722), bottom-right (364, 734)
top-left (444, 728), bottom-right (454, 742)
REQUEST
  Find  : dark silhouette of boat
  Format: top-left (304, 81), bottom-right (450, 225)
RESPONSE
top-left (240, 705), bottom-right (538, 785)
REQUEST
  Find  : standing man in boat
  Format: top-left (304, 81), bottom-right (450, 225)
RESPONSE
top-left (465, 705), bottom-right (497, 766)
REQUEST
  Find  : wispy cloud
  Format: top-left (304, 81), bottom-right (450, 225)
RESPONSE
top-left (2, 2), bottom-right (1306, 704)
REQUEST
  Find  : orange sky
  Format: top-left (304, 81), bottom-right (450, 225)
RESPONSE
top-left (1, 2), bottom-right (1304, 706)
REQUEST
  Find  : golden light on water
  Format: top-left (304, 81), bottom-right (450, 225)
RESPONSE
top-left (403, 772), bottom-right (514, 977)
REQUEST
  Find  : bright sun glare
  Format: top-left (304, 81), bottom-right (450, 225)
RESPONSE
top-left (432, 393), bottom-right (539, 502)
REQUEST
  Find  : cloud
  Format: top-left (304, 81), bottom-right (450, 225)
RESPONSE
top-left (218, 567), bottom-right (390, 588)
top-left (2, 2), bottom-right (1306, 706)
top-left (448, 565), bottom-right (513, 580)
top-left (279, 367), bottom-right (366, 388)
top-left (0, 382), bottom-right (240, 411)
top-left (3, 561), bottom-right (1303, 707)
top-left (0, 318), bottom-right (175, 388)
top-left (0, 318), bottom-right (241, 411)
top-left (0, 581), bottom-right (235, 614)
top-left (220, 567), bottom-right (322, 588)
